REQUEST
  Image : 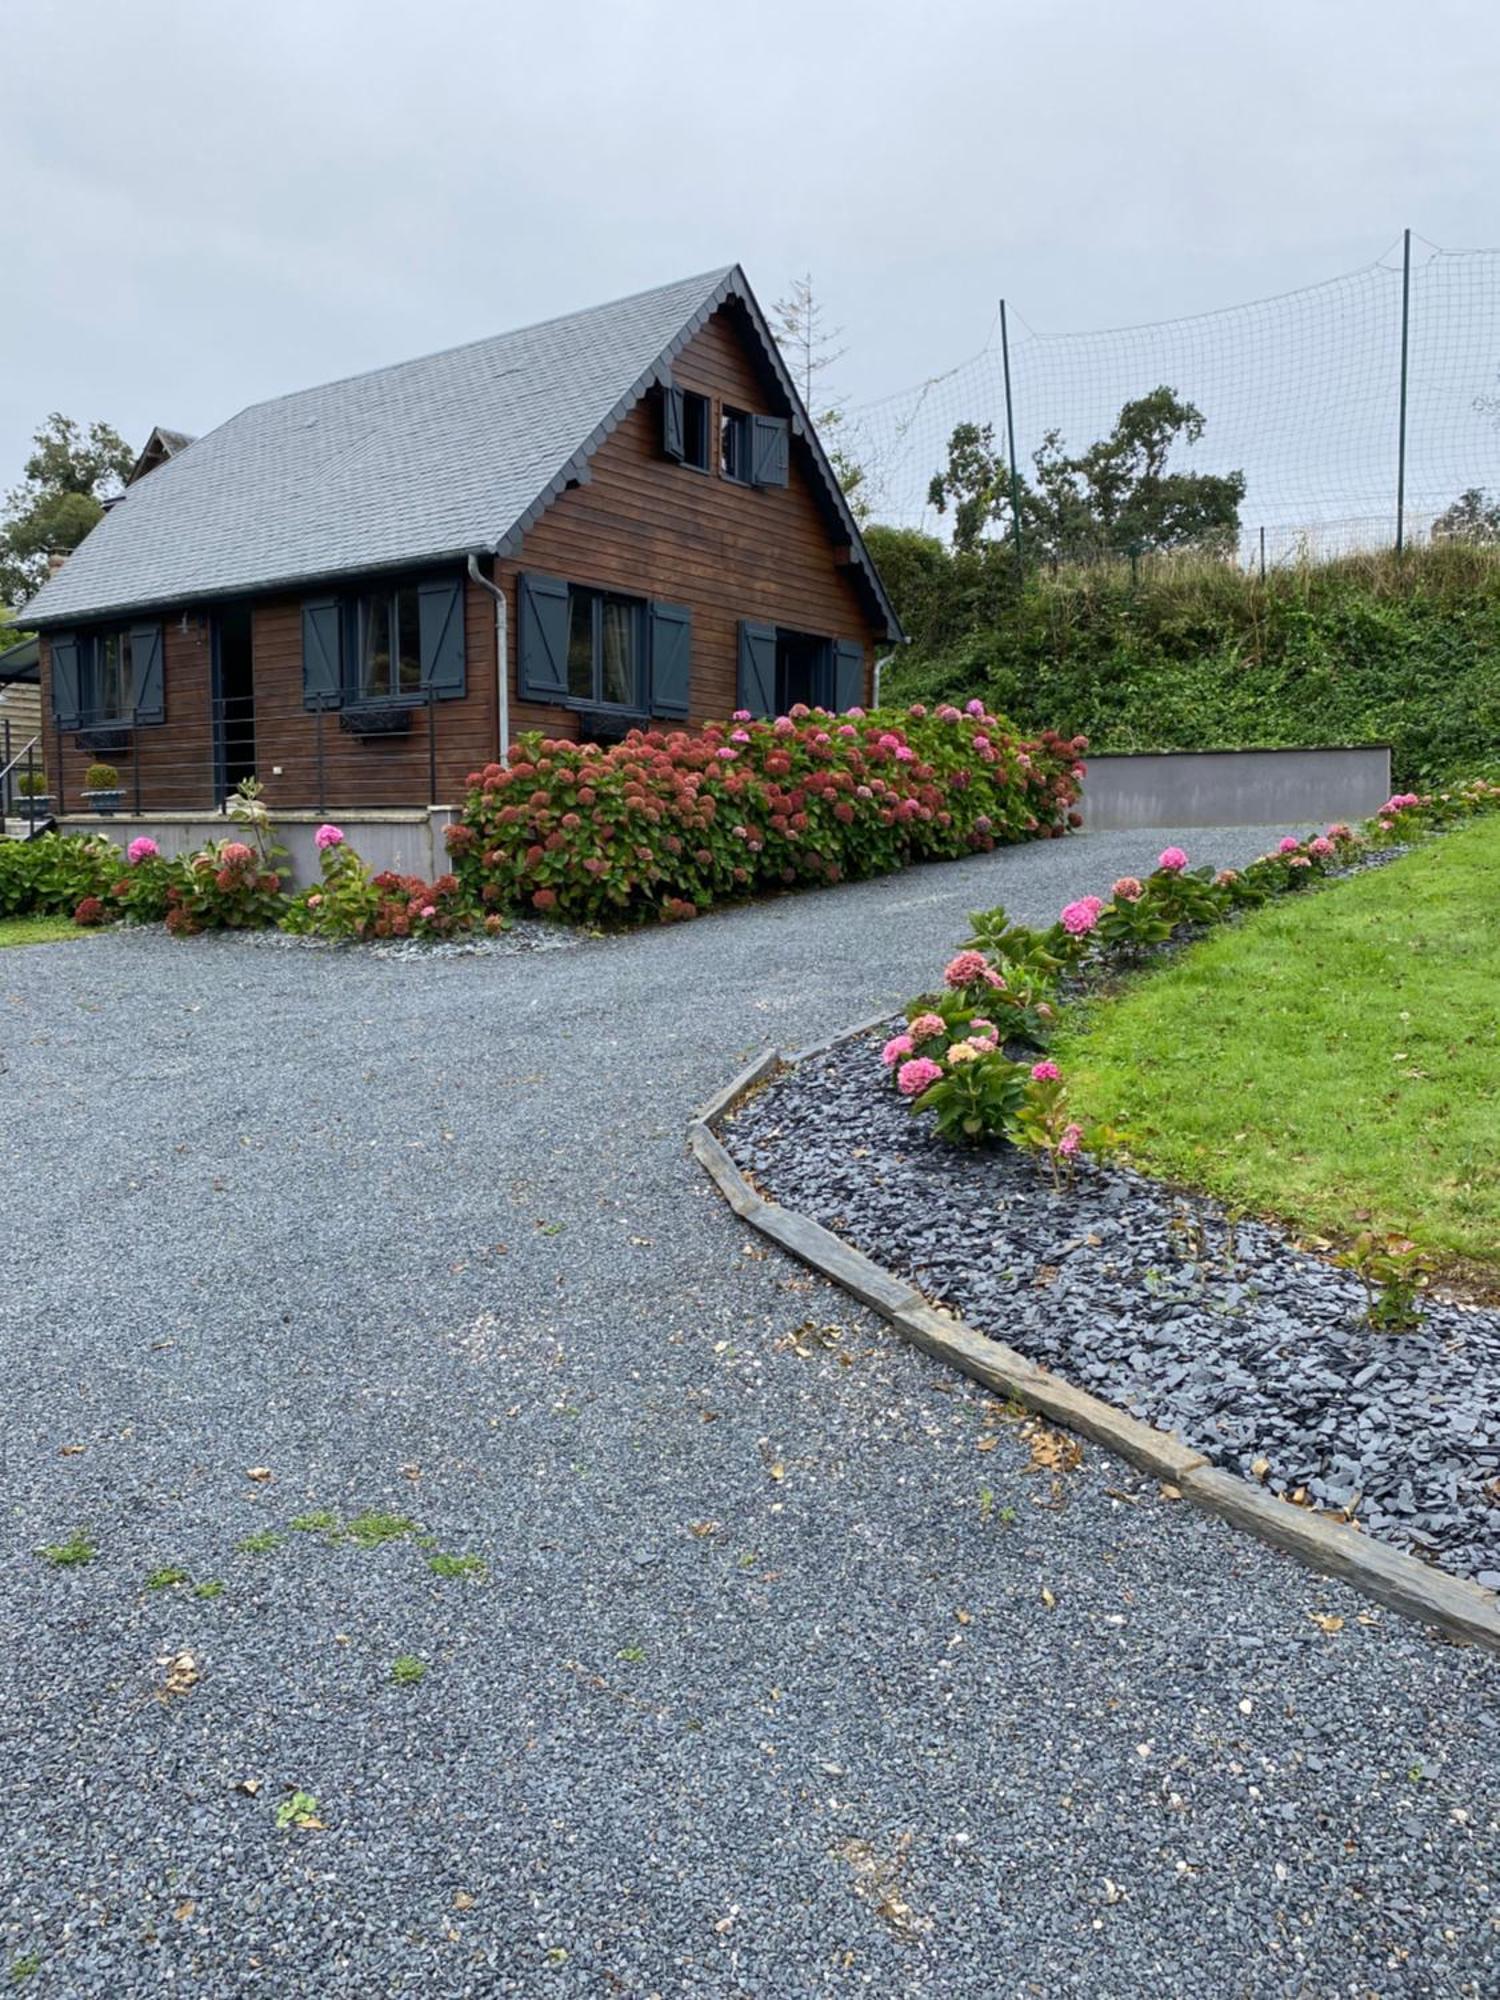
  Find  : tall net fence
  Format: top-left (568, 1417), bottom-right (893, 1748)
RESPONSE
top-left (849, 236), bottom-right (1500, 563)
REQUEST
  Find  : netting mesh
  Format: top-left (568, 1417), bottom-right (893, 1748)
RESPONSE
top-left (850, 237), bottom-right (1500, 561)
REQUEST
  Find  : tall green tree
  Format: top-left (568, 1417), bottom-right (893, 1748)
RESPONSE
top-left (0, 413), bottom-right (133, 607)
top-left (928, 389), bottom-right (1244, 561)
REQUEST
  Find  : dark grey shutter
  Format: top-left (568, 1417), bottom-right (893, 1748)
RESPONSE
top-left (750, 414), bottom-right (790, 488)
top-left (649, 601), bottom-right (692, 718)
top-left (662, 383), bottom-right (685, 463)
top-left (302, 598), bottom-right (342, 709)
top-left (49, 633), bottom-right (83, 729)
top-left (128, 622), bottom-right (165, 723)
top-left (517, 572), bottom-right (570, 700)
top-left (833, 638), bottom-right (865, 713)
top-left (736, 619), bottom-right (777, 717)
top-left (418, 576), bottom-right (466, 698)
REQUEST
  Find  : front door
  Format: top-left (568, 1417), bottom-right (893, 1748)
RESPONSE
top-left (213, 605), bottom-right (257, 800)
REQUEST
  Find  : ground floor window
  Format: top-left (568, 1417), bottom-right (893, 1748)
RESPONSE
top-left (775, 630), bottom-right (832, 711)
top-left (567, 586), bottom-right (644, 708)
top-left (86, 632), bottom-right (133, 722)
top-left (353, 584), bottom-right (422, 701)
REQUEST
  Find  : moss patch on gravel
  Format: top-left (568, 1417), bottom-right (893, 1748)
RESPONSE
top-left (1057, 815), bottom-right (1500, 1288)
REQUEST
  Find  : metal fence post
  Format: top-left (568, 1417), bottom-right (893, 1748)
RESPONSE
top-left (999, 299), bottom-right (1025, 577)
top-left (54, 712), bottom-right (65, 817)
top-left (1396, 226), bottom-right (1412, 554)
top-left (315, 699), bottom-right (327, 814)
top-left (132, 708), bottom-right (142, 815)
top-left (427, 686), bottom-right (438, 806)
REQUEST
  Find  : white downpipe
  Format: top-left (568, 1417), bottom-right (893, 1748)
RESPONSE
top-left (467, 554), bottom-right (510, 761)
top-left (873, 652), bottom-right (894, 707)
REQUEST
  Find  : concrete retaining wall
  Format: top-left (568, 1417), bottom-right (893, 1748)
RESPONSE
top-left (59, 809), bottom-right (456, 887)
top-left (1078, 747), bottom-right (1392, 831)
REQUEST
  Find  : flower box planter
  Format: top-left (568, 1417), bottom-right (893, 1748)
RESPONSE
top-left (82, 790), bottom-right (123, 816)
top-left (339, 705), bottom-right (413, 739)
top-left (9, 794), bottom-right (52, 822)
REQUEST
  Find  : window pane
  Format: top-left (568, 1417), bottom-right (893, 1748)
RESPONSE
top-left (395, 586), bottom-right (422, 695)
top-left (600, 598), bottom-right (637, 707)
top-left (721, 409), bottom-right (742, 479)
top-left (683, 393), bottom-right (708, 470)
top-left (95, 633), bottom-right (127, 717)
top-left (567, 590), bottom-right (595, 700)
top-left (359, 596), bottom-right (392, 699)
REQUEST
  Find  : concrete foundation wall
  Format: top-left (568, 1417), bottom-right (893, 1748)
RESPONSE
top-left (59, 809), bottom-right (456, 887)
top-left (1078, 747), bottom-right (1392, 831)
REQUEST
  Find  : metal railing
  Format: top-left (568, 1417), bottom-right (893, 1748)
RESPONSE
top-left (48, 684), bottom-right (462, 820)
top-left (0, 728), bottom-right (48, 835)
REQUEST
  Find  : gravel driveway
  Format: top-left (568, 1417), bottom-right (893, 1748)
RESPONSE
top-left (3, 827), bottom-right (1497, 1998)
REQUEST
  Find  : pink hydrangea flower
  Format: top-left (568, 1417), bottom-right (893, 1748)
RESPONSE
top-left (1277, 835), bottom-right (1301, 855)
top-left (1288, 855), bottom-right (1312, 869)
top-left (126, 836), bottom-right (159, 864)
top-left (944, 950), bottom-right (988, 987)
top-left (1056, 1122), bottom-right (1083, 1158)
top-left (909, 1012), bottom-right (947, 1040)
top-left (896, 1056), bottom-right (944, 1097)
top-left (1112, 876), bottom-right (1143, 902)
top-left (314, 823), bottom-right (344, 850)
top-left (965, 698), bottom-right (985, 717)
top-left (894, 745), bottom-right (916, 762)
top-left (773, 717), bottom-right (796, 736)
top-left (1157, 847), bottom-right (1188, 873)
top-left (1308, 835), bottom-right (1334, 858)
top-left (1030, 1060), bottom-right (1061, 1082)
top-left (970, 1035), bottom-right (999, 1053)
top-left (716, 747), bottom-right (738, 761)
top-left (221, 841), bottom-right (253, 865)
top-left (846, 706), bottom-right (865, 719)
top-left (969, 1018), bottom-right (996, 1037)
top-left (881, 1033), bottom-right (915, 1067)
top-left (730, 728), bottom-right (750, 743)
top-left (1081, 894), bottom-right (1104, 916)
top-left (732, 710), bottom-right (752, 722)
top-left (907, 703), bottom-right (927, 719)
top-left (1214, 868), bottom-right (1239, 886)
top-left (1060, 899), bottom-right (1099, 935)
top-left (307, 892), bottom-right (323, 908)
top-left (946, 1039), bottom-right (980, 1064)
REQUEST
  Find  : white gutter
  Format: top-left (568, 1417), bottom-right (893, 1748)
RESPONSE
top-left (466, 554), bottom-right (510, 761)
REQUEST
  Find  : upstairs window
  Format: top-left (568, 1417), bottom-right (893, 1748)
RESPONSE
top-left (567, 586), bottom-right (644, 709)
top-left (680, 391), bottom-right (710, 471)
top-left (662, 384), bottom-right (712, 471)
top-left (720, 407), bottom-right (751, 483)
top-left (354, 584), bottom-right (422, 701)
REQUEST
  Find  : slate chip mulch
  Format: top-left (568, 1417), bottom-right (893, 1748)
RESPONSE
top-left (730, 1031), bottom-right (1500, 1586)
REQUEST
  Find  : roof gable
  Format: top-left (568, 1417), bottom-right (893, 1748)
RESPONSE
top-left (23, 266), bottom-right (899, 641)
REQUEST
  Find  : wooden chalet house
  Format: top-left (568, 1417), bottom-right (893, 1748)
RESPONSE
top-left (24, 267), bottom-right (901, 830)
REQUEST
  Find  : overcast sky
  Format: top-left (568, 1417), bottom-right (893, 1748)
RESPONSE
top-left (3, 0), bottom-right (1497, 508)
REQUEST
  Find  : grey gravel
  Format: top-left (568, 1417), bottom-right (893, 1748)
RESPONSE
top-left (2, 825), bottom-right (1496, 1998)
top-left (732, 1036), bottom-right (1500, 1582)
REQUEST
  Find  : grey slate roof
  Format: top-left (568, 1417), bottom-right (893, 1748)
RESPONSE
top-left (24, 266), bottom-right (900, 638)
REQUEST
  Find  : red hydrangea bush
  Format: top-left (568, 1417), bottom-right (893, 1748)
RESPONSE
top-left (448, 703), bottom-right (1086, 925)
top-left (282, 824), bottom-right (481, 942)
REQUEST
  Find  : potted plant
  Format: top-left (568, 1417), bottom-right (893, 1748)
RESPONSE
top-left (11, 768), bottom-right (52, 821)
top-left (82, 762), bottom-right (123, 815)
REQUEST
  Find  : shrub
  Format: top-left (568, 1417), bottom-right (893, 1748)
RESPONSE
top-left (14, 768), bottom-right (47, 798)
top-left (163, 837), bottom-right (286, 936)
top-left (0, 833), bottom-right (120, 918)
top-left (449, 704), bottom-right (1084, 927)
top-left (84, 762), bottom-right (120, 791)
top-left (282, 827), bottom-right (476, 942)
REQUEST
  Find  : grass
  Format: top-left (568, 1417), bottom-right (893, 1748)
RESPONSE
top-left (1057, 816), bottom-right (1500, 1293)
top-left (390, 1655), bottom-right (426, 1686)
top-left (36, 1531), bottom-right (95, 1568)
top-left (0, 914), bottom-right (79, 948)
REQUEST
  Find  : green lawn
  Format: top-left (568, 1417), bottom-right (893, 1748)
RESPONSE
top-left (1057, 814), bottom-right (1500, 1292)
top-left (0, 914), bottom-right (83, 948)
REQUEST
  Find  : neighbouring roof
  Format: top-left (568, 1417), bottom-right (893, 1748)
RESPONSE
top-left (0, 634), bottom-right (39, 683)
top-left (125, 425), bottom-right (197, 486)
top-left (23, 267), bottom-right (900, 638)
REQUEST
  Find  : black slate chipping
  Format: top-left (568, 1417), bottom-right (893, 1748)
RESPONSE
top-left (731, 1032), bottom-right (1500, 1585)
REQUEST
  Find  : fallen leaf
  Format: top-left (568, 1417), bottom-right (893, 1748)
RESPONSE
top-left (245, 1467), bottom-right (273, 1483)
top-left (954, 1608), bottom-right (971, 1625)
top-left (1159, 1482), bottom-right (1182, 1502)
top-left (1308, 1612), bottom-right (1345, 1635)
top-left (58, 1443), bottom-right (87, 1457)
top-left (235, 1778), bottom-right (261, 1796)
top-left (1040, 1586), bottom-right (1056, 1610)
top-left (688, 1520), bottom-right (721, 1539)
top-left (453, 1891), bottom-right (475, 1911)
top-left (768, 1462), bottom-right (785, 1482)
top-left (174, 1900), bottom-right (196, 1922)
top-left (975, 1435), bottom-right (999, 1454)
top-left (1250, 1457), bottom-right (1270, 1482)
top-left (162, 1651), bottom-right (199, 1697)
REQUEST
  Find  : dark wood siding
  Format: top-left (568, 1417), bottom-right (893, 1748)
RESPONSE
top-left (37, 301), bottom-right (885, 812)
